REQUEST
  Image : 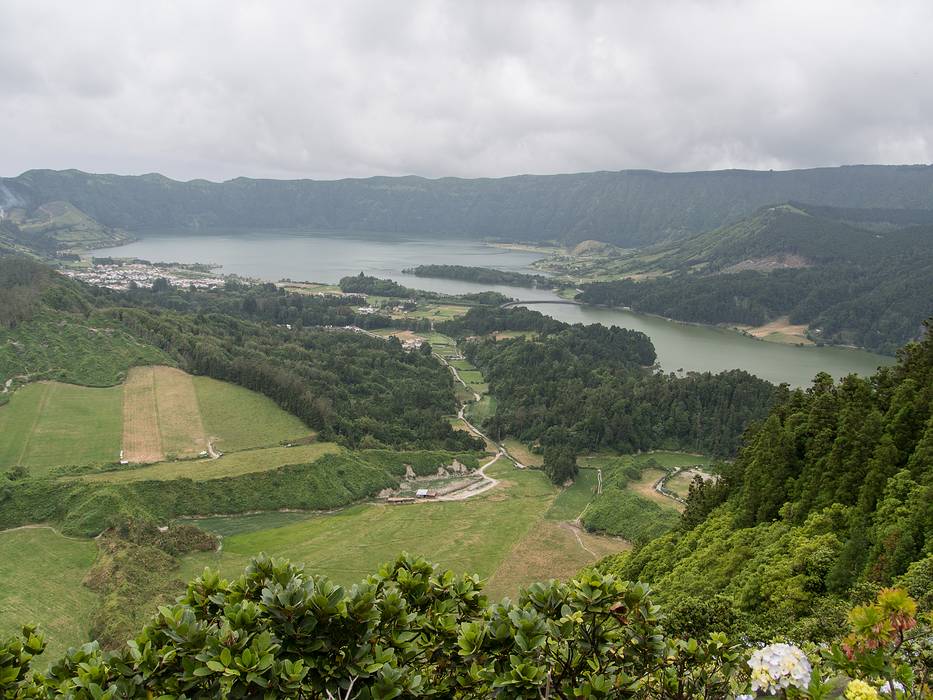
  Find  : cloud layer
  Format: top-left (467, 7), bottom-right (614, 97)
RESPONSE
top-left (1, 0), bottom-right (931, 181)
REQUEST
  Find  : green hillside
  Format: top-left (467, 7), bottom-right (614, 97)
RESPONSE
top-left (578, 205), bottom-right (933, 353)
top-left (604, 323), bottom-right (933, 638)
top-left (6, 164), bottom-right (933, 248)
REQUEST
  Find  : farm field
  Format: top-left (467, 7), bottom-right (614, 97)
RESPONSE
top-left (180, 460), bottom-right (628, 596)
top-left (0, 382), bottom-right (123, 473)
top-left (181, 511), bottom-right (318, 537)
top-left (192, 376), bottom-right (311, 452)
top-left (0, 528), bottom-right (98, 660)
top-left (391, 304), bottom-right (469, 322)
top-left (0, 368), bottom-right (316, 472)
top-left (485, 520), bottom-right (628, 600)
top-left (627, 468), bottom-right (681, 511)
top-left (121, 366), bottom-right (206, 462)
top-left (80, 442), bottom-right (341, 483)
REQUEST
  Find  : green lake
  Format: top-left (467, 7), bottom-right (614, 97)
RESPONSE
top-left (96, 230), bottom-right (894, 387)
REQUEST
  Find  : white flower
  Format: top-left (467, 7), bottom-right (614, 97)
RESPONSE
top-left (747, 643), bottom-right (812, 695)
top-left (879, 680), bottom-right (905, 697)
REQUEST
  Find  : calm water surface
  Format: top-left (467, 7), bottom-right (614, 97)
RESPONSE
top-left (97, 230), bottom-right (894, 387)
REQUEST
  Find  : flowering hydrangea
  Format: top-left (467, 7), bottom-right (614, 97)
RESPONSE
top-left (879, 680), bottom-right (905, 697)
top-left (747, 643), bottom-right (812, 694)
top-left (845, 679), bottom-right (880, 700)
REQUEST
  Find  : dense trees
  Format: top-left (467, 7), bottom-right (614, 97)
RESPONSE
top-left (578, 207), bottom-right (932, 354)
top-left (542, 445), bottom-right (578, 485)
top-left (108, 306), bottom-right (479, 450)
top-left (446, 308), bottom-right (777, 458)
top-left (404, 264), bottom-right (555, 288)
top-left (3, 555), bottom-right (930, 698)
top-left (338, 273), bottom-right (421, 298)
top-left (578, 262), bottom-right (930, 354)
top-left (610, 322), bottom-right (933, 635)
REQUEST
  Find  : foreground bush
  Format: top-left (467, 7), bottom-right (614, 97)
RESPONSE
top-left (1, 555), bottom-right (930, 698)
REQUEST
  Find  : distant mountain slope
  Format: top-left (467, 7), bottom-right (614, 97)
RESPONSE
top-left (578, 205), bottom-right (933, 354)
top-left (5, 164), bottom-right (933, 247)
top-left (625, 203), bottom-right (933, 272)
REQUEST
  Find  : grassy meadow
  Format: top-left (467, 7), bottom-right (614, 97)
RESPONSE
top-left (193, 376), bottom-right (311, 452)
top-left (180, 460), bottom-right (628, 597)
top-left (0, 528), bottom-right (99, 660)
top-left (0, 367), bottom-right (314, 473)
top-left (0, 382), bottom-right (123, 474)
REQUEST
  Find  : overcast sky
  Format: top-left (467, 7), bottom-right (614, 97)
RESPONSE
top-left (2, 1), bottom-right (932, 182)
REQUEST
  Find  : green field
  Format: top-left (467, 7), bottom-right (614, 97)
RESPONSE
top-left (465, 395), bottom-right (497, 424)
top-left (179, 459), bottom-right (626, 596)
top-left (0, 369), bottom-right (316, 474)
top-left (545, 468), bottom-right (599, 521)
top-left (457, 370), bottom-right (485, 385)
top-left (81, 443), bottom-right (342, 483)
top-left (181, 511), bottom-right (318, 537)
top-left (193, 376), bottom-right (312, 452)
top-left (0, 528), bottom-right (98, 660)
top-left (0, 382), bottom-right (123, 474)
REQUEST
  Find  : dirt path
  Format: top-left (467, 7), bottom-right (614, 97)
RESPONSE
top-left (0, 523), bottom-right (92, 542)
top-left (437, 450), bottom-right (501, 501)
top-left (560, 521), bottom-right (598, 557)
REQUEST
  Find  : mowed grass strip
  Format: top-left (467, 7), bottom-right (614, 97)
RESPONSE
top-left (0, 382), bottom-right (48, 469)
top-left (193, 377), bottom-right (311, 453)
top-left (80, 442), bottom-right (342, 484)
top-left (0, 528), bottom-right (98, 660)
top-left (122, 367), bottom-right (163, 463)
top-left (179, 461), bottom-right (556, 593)
top-left (152, 366), bottom-right (207, 458)
top-left (0, 382), bottom-right (122, 474)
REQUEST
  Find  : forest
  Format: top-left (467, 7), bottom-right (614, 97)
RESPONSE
top-left (607, 322), bottom-right (933, 639)
top-left (577, 206), bottom-right (933, 354)
top-left (440, 308), bottom-right (779, 457)
top-left (0, 258), bottom-right (479, 451)
top-left (404, 264), bottom-right (555, 288)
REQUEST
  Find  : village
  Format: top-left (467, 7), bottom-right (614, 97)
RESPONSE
top-left (61, 259), bottom-right (227, 291)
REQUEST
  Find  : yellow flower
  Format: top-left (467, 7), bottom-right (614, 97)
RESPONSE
top-left (845, 679), bottom-right (880, 700)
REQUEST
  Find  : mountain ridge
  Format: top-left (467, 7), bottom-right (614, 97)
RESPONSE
top-left (5, 164), bottom-right (933, 248)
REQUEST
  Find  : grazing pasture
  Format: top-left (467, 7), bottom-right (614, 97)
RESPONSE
top-left (181, 460), bottom-right (628, 597)
top-left (0, 527), bottom-right (98, 660)
top-left (0, 382), bottom-right (122, 474)
top-left (193, 376), bottom-right (311, 452)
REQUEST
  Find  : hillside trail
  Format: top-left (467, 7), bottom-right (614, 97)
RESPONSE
top-left (0, 523), bottom-right (93, 542)
top-left (560, 521), bottom-right (599, 558)
top-left (438, 353), bottom-right (528, 469)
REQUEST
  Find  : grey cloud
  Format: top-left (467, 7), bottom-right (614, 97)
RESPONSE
top-left (0, 0), bottom-right (931, 181)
